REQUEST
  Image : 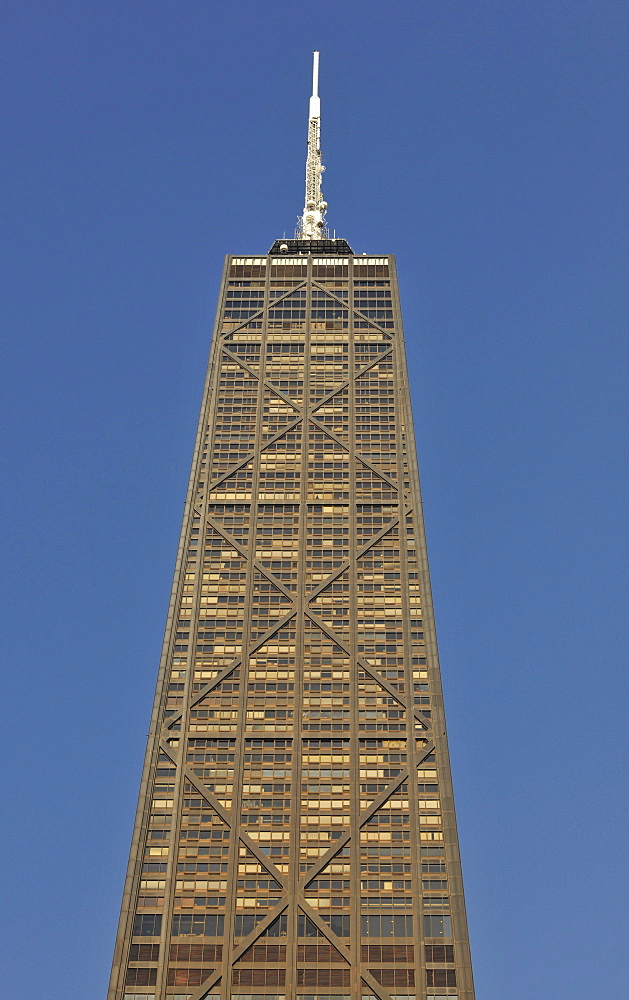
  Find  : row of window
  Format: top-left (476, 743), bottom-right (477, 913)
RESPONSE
top-left (132, 911), bottom-right (455, 943)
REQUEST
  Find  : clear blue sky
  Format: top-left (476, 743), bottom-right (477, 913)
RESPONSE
top-left (2, 2), bottom-right (628, 997)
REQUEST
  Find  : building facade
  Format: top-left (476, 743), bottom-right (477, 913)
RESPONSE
top-left (108, 53), bottom-right (474, 1000)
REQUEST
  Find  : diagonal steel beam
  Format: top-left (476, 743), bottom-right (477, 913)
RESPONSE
top-left (183, 900), bottom-right (290, 1000)
top-left (161, 656), bottom-right (241, 732)
top-left (310, 280), bottom-right (351, 310)
top-left (297, 831), bottom-right (351, 883)
top-left (262, 378), bottom-right (305, 415)
top-left (205, 416), bottom-right (303, 496)
top-left (244, 609), bottom-right (297, 649)
top-left (217, 282), bottom-right (306, 343)
top-left (252, 560), bottom-right (296, 602)
top-left (204, 516), bottom-right (299, 603)
top-left (309, 378), bottom-right (351, 412)
top-left (351, 307), bottom-right (394, 338)
top-left (229, 899), bottom-right (288, 962)
top-left (354, 453), bottom-right (400, 492)
top-left (304, 515), bottom-right (404, 603)
top-left (352, 345), bottom-right (393, 378)
top-left (305, 611), bottom-right (431, 731)
top-left (206, 454), bottom-right (256, 493)
top-left (157, 738), bottom-right (181, 766)
top-left (296, 741), bottom-right (437, 883)
top-left (308, 409), bottom-right (401, 494)
top-left (182, 767), bottom-right (289, 889)
top-left (219, 347), bottom-right (261, 381)
top-left (219, 311), bottom-right (264, 337)
top-left (307, 561), bottom-right (350, 601)
top-left (161, 612), bottom-right (296, 735)
top-left (257, 415), bottom-right (303, 453)
top-left (182, 766), bottom-right (233, 828)
top-left (307, 517), bottom-right (402, 597)
top-left (352, 742), bottom-right (436, 832)
top-left (307, 414), bottom-right (351, 452)
top-left (356, 516), bottom-right (402, 558)
top-left (205, 519), bottom-right (249, 558)
top-left (295, 900), bottom-right (396, 1000)
top-left (356, 656), bottom-right (432, 733)
top-left (355, 344), bottom-right (394, 372)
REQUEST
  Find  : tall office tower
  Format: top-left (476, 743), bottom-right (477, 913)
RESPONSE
top-left (109, 53), bottom-right (475, 1000)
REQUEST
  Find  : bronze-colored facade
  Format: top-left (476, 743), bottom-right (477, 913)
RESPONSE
top-left (108, 240), bottom-right (475, 1000)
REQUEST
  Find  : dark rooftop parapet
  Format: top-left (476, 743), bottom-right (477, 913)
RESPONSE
top-left (268, 238), bottom-right (354, 256)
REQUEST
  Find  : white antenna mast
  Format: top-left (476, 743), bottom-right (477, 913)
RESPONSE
top-left (297, 51), bottom-right (328, 239)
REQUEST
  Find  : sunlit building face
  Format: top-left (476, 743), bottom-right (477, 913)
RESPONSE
top-left (108, 246), bottom-right (475, 1000)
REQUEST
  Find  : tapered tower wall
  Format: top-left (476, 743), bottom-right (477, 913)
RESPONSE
top-left (108, 246), bottom-right (475, 1000)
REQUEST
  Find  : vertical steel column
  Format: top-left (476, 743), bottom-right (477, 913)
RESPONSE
top-left (218, 254), bottom-right (272, 1000)
top-left (347, 253), bottom-right (362, 1000)
top-left (285, 254), bottom-right (312, 999)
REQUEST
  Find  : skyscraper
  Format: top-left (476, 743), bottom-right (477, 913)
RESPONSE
top-left (109, 52), bottom-right (475, 1000)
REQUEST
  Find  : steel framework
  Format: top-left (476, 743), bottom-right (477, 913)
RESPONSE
top-left (108, 249), bottom-right (475, 1000)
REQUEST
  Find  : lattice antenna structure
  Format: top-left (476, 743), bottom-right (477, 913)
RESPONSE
top-left (297, 50), bottom-right (328, 239)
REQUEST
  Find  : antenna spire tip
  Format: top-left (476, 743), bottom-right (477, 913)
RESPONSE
top-left (298, 51), bottom-right (327, 240)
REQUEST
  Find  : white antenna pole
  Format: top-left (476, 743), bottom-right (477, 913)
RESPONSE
top-left (298, 50), bottom-right (328, 240)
